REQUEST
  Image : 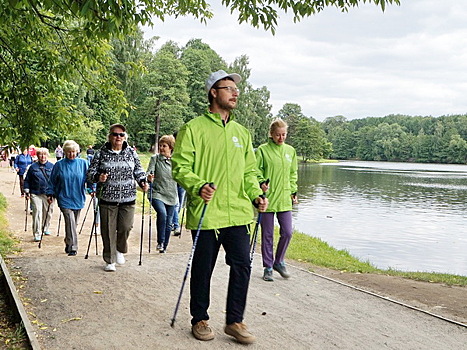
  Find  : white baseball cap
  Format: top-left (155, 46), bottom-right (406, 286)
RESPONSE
top-left (205, 70), bottom-right (242, 94)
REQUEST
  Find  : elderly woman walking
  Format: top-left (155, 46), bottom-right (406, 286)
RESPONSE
top-left (24, 148), bottom-right (55, 241)
top-left (47, 140), bottom-right (89, 256)
top-left (87, 124), bottom-right (148, 272)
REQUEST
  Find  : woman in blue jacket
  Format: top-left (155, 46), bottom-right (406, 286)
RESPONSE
top-left (14, 148), bottom-right (33, 197)
top-left (47, 140), bottom-right (88, 256)
top-left (24, 148), bottom-right (55, 241)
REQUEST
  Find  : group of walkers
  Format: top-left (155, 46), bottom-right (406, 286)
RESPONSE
top-left (12, 70), bottom-right (298, 345)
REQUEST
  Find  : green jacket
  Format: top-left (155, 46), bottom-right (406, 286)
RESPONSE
top-left (172, 111), bottom-right (262, 230)
top-left (256, 139), bottom-right (298, 212)
top-left (147, 154), bottom-right (178, 206)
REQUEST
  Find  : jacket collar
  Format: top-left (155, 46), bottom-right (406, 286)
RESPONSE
top-left (205, 109), bottom-right (236, 126)
top-left (104, 140), bottom-right (128, 152)
top-left (268, 138), bottom-right (283, 147)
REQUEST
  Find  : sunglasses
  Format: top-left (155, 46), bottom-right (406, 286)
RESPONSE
top-left (111, 132), bottom-right (126, 137)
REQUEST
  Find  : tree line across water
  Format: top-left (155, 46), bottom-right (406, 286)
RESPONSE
top-left (321, 114), bottom-right (467, 164)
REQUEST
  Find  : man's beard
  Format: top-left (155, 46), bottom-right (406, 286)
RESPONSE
top-left (217, 98), bottom-right (236, 111)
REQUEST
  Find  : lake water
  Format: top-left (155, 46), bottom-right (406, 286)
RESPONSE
top-left (293, 161), bottom-right (467, 276)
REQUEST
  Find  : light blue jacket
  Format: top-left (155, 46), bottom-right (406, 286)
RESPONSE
top-left (47, 158), bottom-right (88, 210)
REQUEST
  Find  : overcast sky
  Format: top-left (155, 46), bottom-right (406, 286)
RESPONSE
top-left (143, 1), bottom-right (467, 121)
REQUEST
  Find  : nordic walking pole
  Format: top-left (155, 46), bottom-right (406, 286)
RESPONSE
top-left (85, 196), bottom-right (99, 259)
top-left (57, 211), bottom-right (62, 236)
top-left (170, 183), bottom-right (214, 328)
top-left (93, 196), bottom-right (99, 255)
top-left (12, 174), bottom-right (17, 195)
top-left (138, 189), bottom-right (146, 265)
top-left (148, 179), bottom-right (153, 253)
top-left (38, 201), bottom-right (52, 249)
top-left (250, 180), bottom-right (268, 264)
top-left (24, 196), bottom-right (29, 231)
top-left (250, 198), bottom-right (265, 264)
top-left (175, 192), bottom-right (186, 238)
top-left (78, 198), bottom-right (93, 235)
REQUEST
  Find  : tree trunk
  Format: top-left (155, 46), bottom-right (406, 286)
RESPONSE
top-left (153, 99), bottom-right (161, 152)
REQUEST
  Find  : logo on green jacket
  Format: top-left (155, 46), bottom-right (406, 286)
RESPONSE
top-left (232, 136), bottom-right (243, 148)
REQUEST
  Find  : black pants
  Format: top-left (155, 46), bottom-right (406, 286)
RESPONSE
top-left (190, 225), bottom-right (251, 325)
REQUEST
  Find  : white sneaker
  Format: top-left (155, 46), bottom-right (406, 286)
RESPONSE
top-left (104, 263), bottom-right (116, 272)
top-left (116, 251), bottom-right (125, 265)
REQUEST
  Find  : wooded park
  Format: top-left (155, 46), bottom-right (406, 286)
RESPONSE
top-left (4, 0), bottom-right (465, 165)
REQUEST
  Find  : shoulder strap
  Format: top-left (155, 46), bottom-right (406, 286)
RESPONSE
top-left (39, 164), bottom-right (50, 181)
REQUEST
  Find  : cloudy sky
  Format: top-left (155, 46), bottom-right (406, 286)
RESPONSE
top-left (143, 1), bottom-right (467, 121)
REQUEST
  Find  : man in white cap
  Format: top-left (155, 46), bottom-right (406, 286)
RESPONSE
top-left (172, 70), bottom-right (268, 344)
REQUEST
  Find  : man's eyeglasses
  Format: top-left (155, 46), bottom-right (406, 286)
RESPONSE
top-left (111, 132), bottom-right (126, 137)
top-left (214, 86), bottom-right (240, 94)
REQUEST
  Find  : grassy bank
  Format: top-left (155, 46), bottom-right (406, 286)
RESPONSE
top-left (0, 193), bottom-right (28, 348)
top-left (0, 194), bottom-right (17, 257)
top-left (284, 229), bottom-right (467, 286)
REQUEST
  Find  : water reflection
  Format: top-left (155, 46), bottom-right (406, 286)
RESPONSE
top-left (294, 161), bottom-right (467, 276)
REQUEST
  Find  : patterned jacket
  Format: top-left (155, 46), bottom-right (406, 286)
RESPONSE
top-left (87, 141), bottom-right (146, 204)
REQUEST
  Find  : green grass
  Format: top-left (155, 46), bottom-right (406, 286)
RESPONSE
top-left (0, 193), bottom-right (28, 348)
top-left (270, 228), bottom-right (467, 287)
top-left (0, 194), bottom-right (19, 258)
top-left (286, 230), bottom-right (379, 273)
top-left (299, 157), bottom-right (339, 164)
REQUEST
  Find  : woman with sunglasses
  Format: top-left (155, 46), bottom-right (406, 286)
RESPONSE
top-left (87, 124), bottom-right (149, 272)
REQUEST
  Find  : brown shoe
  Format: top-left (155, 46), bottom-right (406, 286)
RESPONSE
top-left (224, 322), bottom-right (256, 344)
top-left (192, 320), bottom-right (215, 341)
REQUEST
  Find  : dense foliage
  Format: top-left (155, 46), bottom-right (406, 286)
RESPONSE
top-left (6, 1), bottom-right (462, 165)
top-left (322, 114), bottom-right (467, 164)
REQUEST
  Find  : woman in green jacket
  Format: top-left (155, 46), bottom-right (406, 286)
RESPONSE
top-left (256, 118), bottom-right (298, 282)
top-left (147, 135), bottom-right (178, 253)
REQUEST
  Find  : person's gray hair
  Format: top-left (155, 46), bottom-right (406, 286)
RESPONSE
top-left (62, 140), bottom-right (80, 153)
top-left (36, 147), bottom-right (49, 156)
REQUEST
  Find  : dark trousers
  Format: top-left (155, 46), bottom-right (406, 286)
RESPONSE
top-left (190, 225), bottom-right (251, 325)
top-left (99, 203), bottom-right (135, 264)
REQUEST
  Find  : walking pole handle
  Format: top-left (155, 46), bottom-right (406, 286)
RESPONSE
top-left (250, 180), bottom-right (269, 263)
